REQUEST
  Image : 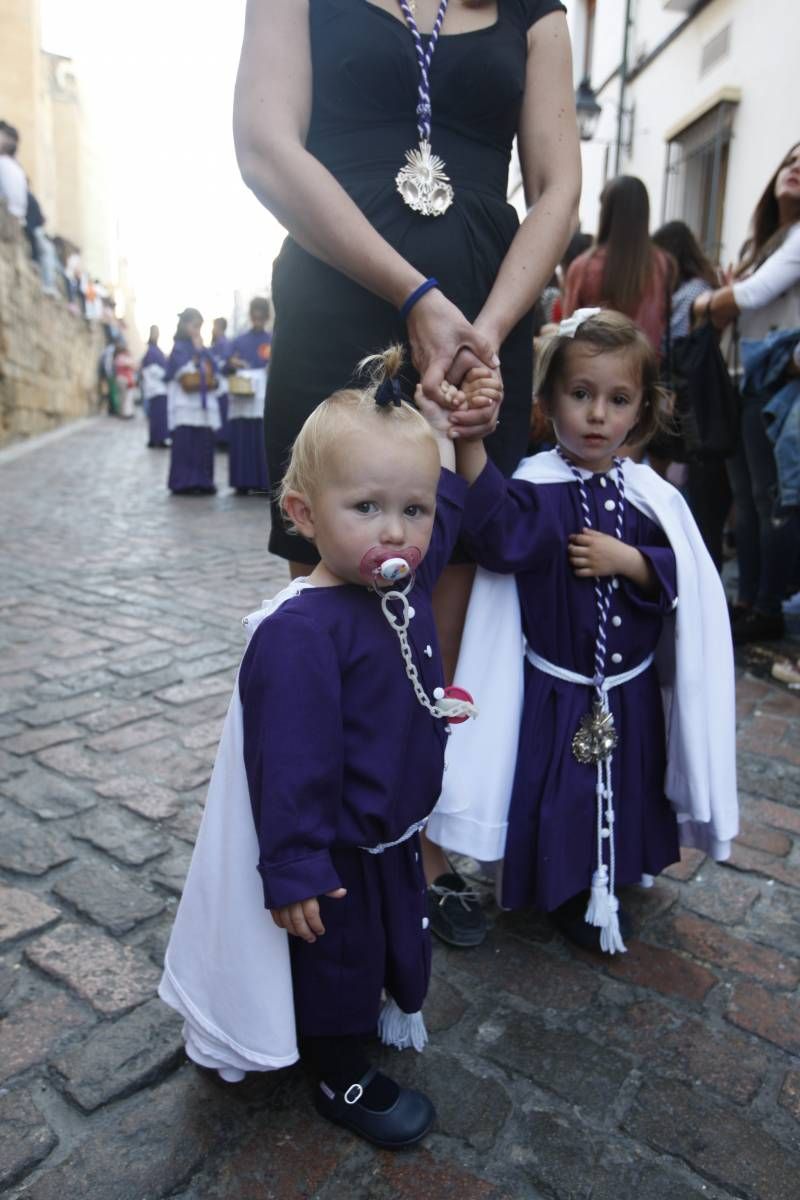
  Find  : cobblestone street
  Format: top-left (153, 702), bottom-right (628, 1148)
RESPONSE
top-left (1, 415), bottom-right (799, 1199)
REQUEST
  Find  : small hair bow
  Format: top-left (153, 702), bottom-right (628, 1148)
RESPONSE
top-left (558, 307), bottom-right (602, 338)
top-left (375, 377), bottom-right (404, 408)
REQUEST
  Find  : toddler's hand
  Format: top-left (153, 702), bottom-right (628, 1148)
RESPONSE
top-left (450, 364), bottom-right (503, 441)
top-left (568, 529), bottom-right (637, 579)
top-left (460, 365), bottom-right (504, 410)
top-left (414, 381), bottom-right (462, 438)
top-left (270, 887), bottom-right (347, 943)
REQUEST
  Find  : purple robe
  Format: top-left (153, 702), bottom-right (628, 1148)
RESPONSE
top-left (142, 342), bottom-right (169, 446)
top-left (166, 339), bottom-right (216, 493)
top-left (238, 470), bottom-right (466, 1036)
top-left (142, 342), bottom-right (168, 371)
top-left (226, 328), bottom-right (270, 490)
top-left (461, 460), bottom-right (680, 912)
top-left (229, 328), bottom-right (271, 369)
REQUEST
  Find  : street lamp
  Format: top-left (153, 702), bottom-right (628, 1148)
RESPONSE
top-left (575, 77), bottom-right (602, 143)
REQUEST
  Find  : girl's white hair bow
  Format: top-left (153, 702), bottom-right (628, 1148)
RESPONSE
top-left (558, 307), bottom-right (602, 338)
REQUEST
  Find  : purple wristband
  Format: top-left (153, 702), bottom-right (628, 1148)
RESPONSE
top-left (400, 277), bottom-right (439, 320)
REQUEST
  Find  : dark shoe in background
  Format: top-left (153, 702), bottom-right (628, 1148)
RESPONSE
top-left (732, 609), bottom-right (786, 644)
top-left (427, 872), bottom-right (487, 947)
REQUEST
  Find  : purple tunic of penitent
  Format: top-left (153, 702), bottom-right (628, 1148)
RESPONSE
top-left (238, 469), bottom-right (467, 1036)
top-left (227, 328), bottom-right (271, 490)
top-left (461, 459), bottom-right (681, 913)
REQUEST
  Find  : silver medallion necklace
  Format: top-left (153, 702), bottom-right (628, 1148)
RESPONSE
top-left (395, 0), bottom-right (455, 217)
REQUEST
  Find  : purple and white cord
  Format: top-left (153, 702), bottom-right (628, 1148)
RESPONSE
top-left (558, 446), bottom-right (628, 953)
top-left (397, 0), bottom-right (449, 143)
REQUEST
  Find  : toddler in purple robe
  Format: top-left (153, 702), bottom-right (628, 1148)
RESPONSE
top-left (236, 346), bottom-right (478, 1147)
top-left (422, 309), bottom-right (737, 956)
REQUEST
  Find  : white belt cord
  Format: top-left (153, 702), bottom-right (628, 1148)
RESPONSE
top-left (524, 647), bottom-right (654, 692)
top-left (525, 645), bottom-right (654, 953)
top-left (359, 816), bottom-right (429, 856)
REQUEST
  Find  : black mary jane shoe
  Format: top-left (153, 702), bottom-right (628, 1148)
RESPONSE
top-left (314, 1066), bottom-right (435, 1149)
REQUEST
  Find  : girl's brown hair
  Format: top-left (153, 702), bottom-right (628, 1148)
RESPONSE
top-left (594, 176), bottom-right (663, 316)
top-left (534, 310), bottom-right (670, 447)
top-left (278, 345), bottom-right (435, 525)
top-left (737, 142), bottom-right (800, 276)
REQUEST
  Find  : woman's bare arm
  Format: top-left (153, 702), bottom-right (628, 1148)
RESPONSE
top-left (475, 12), bottom-right (581, 349)
top-left (233, 0), bottom-right (497, 396)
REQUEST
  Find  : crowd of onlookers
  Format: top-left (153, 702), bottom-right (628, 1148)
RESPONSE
top-left (0, 118), bottom-right (118, 321)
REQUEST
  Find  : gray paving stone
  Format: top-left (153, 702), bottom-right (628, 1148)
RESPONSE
top-left (0, 766), bottom-right (97, 819)
top-left (0, 1088), bottom-right (57, 1189)
top-left (477, 1011), bottom-right (631, 1114)
top-left (25, 923), bottom-right (159, 1015)
top-left (93, 773), bottom-right (180, 820)
top-left (77, 697), bottom-right (162, 734)
top-left (0, 814), bottom-right (74, 875)
top-left (0, 992), bottom-right (93, 1082)
top-left (84, 715), bottom-right (175, 753)
top-left (53, 863), bottom-right (166, 934)
top-left (52, 997), bottom-right (183, 1111)
top-left (0, 885), bottom-right (60, 947)
top-left (623, 1078), bottom-right (800, 1199)
top-left (15, 693), bottom-right (106, 728)
top-left (150, 847), bottom-right (192, 897)
top-left (390, 1048), bottom-right (511, 1151)
top-left (17, 1068), bottom-right (231, 1200)
top-left (68, 806), bottom-right (170, 865)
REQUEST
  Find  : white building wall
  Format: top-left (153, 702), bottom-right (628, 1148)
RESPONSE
top-left (568, 0), bottom-right (799, 265)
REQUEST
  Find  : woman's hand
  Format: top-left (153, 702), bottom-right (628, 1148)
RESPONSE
top-left (270, 887), bottom-right (347, 943)
top-left (406, 289), bottom-right (499, 405)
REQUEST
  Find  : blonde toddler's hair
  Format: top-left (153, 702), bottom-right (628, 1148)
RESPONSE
top-left (278, 345), bottom-right (436, 521)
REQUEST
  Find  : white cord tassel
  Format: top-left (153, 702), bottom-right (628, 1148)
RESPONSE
top-left (584, 864), bottom-right (611, 926)
top-left (599, 893), bottom-right (627, 954)
top-left (378, 996), bottom-right (428, 1052)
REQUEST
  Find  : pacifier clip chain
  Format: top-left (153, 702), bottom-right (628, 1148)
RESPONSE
top-left (371, 556), bottom-right (477, 722)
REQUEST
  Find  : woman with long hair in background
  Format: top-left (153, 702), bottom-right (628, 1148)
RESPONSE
top-left (701, 142), bottom-right (800, 642)
top-left (563, 175), bottom-right (673, 352)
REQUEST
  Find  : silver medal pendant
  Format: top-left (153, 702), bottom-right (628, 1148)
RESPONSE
top-left (572, 701), bottom-right (618, 766)
top-left (396, 140), bottom-right (454, 217)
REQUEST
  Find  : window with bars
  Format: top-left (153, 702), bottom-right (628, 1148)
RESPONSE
top-left (661, 100), bottom-right (738, 264)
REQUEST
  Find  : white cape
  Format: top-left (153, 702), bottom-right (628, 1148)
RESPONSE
top-left (427, 450), bottom-right (738, 865)
top-left (159, 579), bottom-right (311, 1077)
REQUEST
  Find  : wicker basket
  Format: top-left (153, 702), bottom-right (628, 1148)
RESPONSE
top-left (180, 368), bottom-right (217, 394)
top-left (229, 374), bottom-right (256, 397)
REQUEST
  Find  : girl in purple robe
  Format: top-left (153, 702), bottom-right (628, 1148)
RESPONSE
top-left (425, 310), bottom-right (737, 955)
top-left (224, 297), bottom-right (271, 493)
top-left (160, 346), bottom-right (483, 1148)
top-left (140, 325), bottom-right (169, 448)
top-left (165, 308), bottom-right (221, 494)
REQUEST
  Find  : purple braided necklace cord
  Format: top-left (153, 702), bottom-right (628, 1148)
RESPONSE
top-left (397, 0), bottom-right (450, 144)
top-left (557, 447), bottom-right (625, 685)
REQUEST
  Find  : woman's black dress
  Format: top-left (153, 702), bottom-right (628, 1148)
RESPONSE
top-left (266, 0), bottom-right (566, 562)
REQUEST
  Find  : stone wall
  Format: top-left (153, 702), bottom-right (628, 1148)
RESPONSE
top-left (0, 202), bottom-right (104, 447)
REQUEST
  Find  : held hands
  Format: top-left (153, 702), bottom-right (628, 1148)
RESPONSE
top-left (414, 366), bottom-right (502, 441)
top-left (270, 887), bottom-right (347, 944)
